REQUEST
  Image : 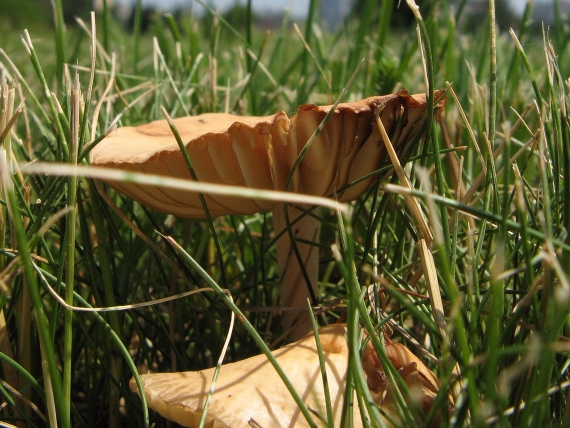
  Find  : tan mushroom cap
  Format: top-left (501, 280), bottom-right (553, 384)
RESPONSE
top-left (130, 324), bottom-right (446, 427)
top-left (91, 112), bottom-right (292, 217)
top-left (91, 89), bottom-right (444, 217)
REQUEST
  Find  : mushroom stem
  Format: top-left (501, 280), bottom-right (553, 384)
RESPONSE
top-left (272, 203), bottom-right (321, 340)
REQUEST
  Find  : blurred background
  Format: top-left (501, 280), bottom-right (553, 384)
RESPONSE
top-left (1, 0), bottom-right (569, 32)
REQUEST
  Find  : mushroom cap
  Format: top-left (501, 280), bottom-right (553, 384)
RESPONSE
top-left (91, 90), bottom-right (444, 217)
top-left (91, 112), bottom-right (292, 217)
top-left (130, 324), bottom-right (445, 427)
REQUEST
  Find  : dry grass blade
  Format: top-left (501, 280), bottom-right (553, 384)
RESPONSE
top-left (418, 239), bottom-right (446, 333)
top-left (376, 95), bottom-right (465, 406)
top-left (446, 81), bottom-right (486, 176)
top-left (19, 163), bottom-right (350, 214)
top-left (0, 379), bottom-right (46, 422)
top-left (375, 106), bottom-right (433, 242)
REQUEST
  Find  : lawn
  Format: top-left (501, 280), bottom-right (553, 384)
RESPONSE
top-left (1, 0), bottom-right (570, 426)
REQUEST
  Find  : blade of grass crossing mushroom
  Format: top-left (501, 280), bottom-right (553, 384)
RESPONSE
top-left (164, 234), bottom-right (319, 427)
top-left (405, 0), bottom-right (435, 161)
top-left (20, 163), bottom-right (350, 214)
top-left (80, 127), bottom-right (114, 162)
top-left (285, 59), bottom-right (363, 193)
top-left (160, 106), bottom-right (229, 287)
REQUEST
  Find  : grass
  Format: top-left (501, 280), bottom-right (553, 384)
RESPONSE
top-left (2, 0), bottom-right (570, 426)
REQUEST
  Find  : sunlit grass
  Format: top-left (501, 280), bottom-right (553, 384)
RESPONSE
top-left (1, 0), bottom-right (570, 426)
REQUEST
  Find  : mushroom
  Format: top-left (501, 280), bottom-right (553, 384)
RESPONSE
top-left (90, 89), bottom-right (444, 338)
top-left (129, 323), bottom-right (445, 427)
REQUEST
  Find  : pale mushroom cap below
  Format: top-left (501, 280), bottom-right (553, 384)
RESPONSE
top-left (130, 324), bottom-right (446, 427)
top-left (90, 90), bottom-right (443, 217)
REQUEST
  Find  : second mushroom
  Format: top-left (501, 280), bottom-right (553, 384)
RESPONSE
top-left (90, 89), bottom-right (444, 338)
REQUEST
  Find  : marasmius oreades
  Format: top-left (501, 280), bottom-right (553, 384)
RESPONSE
top-left (90, 88), bottom-right (445, 339)
top-left (129, 323), bottom-right (452, 427)
top-left (91, 89), bottom-right (448, 426)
